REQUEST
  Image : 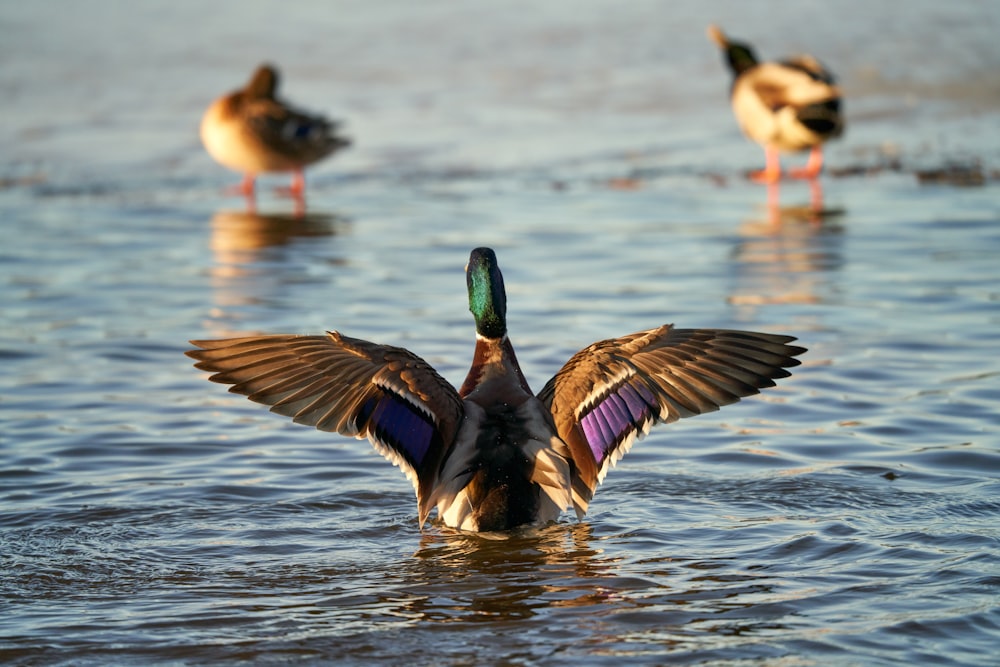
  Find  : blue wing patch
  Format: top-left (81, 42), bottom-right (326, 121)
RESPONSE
top-left (289, 121), bottom-right (316, 140)
top-left (579, 380), bottom-right (657, 464)
top-left (357, 392), bottom-right (439, 468)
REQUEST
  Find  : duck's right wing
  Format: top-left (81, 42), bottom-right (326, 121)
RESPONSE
top-left (245, 99), bottom-right (350, 163)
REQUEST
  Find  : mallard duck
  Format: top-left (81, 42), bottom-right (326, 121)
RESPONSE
top-left (708, 25), bottom-right (843, 183)
top-left (187, 248), bottom-right (805, 532)
top-left (200, 64), bottom-right (351, 197)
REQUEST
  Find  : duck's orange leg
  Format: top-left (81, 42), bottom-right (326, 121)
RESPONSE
top-left (274, 170), bottom-right (307, 214)
top-left (276, 170), bottom-right (306, 198)
top-left (275, 169), bottom-right (306, 203)
top-left (225, 174), bottom-right (256, 197)
top-left (789, 147), bottom-right (824, 180)
top-left (290, 170), bottom-right (305, 197)
top-left (749, 146), bottom-right (782, 183)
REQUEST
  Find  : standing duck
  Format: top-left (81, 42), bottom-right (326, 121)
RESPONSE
top-left (708, 25), bottom-right (844, 183)
top-left (187, 248), bottom-right (805, 532)
top-left (200, 64), bottom-right (351, 198)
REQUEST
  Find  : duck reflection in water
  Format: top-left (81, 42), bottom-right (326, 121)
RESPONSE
top-left (210, 208), bottom-right (342, 260)
top-left (404, 522), bottom-right (780, 629)
top-left (728, 183), bottom-right (845, 310)
top-left (407, 523), bottom-right (623, 619)
top-left (414, 522), bottom-right (602, 568)
top-left (763, 180), bottom-right (840, 226)
top-left (207, 209), bottom-right (346, 336)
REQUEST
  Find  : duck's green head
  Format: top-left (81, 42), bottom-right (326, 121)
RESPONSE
top-left (247, 64), bottom-right (279, 99)
top-left (466, 247), bottom-right (508, 339)
top-left (707, 25), bottom-right (758, 75)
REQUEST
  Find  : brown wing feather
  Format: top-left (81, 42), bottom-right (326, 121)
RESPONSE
top-left (745, 62), bottom-right (840, 110)
top-left (243, 97), bottom-right (350, 165)
top-left (186, 332), bottom-right (464, 525)
top-left (538, 326), bottom-right (805, 516)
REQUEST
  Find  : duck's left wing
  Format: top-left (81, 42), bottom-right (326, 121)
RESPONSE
top-left (537, 325), bottom-right (805, 517)
top-left (187, 332), bottom-right (463, 524)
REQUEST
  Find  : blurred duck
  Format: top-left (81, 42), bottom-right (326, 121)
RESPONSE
top-left (188, 248), bottom-right (805, 533)
top-left (200, 64), bottom-right (351, 198)
top-left (708, 25), bottom-right (843, 182)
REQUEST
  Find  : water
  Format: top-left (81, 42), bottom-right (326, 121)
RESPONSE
top-left (2, 1), bottom-right (999, 665)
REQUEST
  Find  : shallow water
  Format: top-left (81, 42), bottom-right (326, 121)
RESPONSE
top-left (2, 1), bottom-right (1000, 665)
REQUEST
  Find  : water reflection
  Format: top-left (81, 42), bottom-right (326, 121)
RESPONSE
top-left (762, 180), bottom-right (841, 225)
top-left (233, 187), bottom-right (307, 218)
top-left (727, 182), bottom-right (845, 311)
top-left (399, 523), bottom-right (622, 620)
top-left (413, 522), bottom-right (609, 574)
top-left (386, 522), bottom-right (787, 645)
top-left (209, 208), bottom-right (343, 264)
top-left (206, 208), bottom-right (347, 335)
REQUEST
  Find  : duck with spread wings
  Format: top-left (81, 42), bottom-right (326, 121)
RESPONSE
top-left (187, 248), bottom-right (805, 532)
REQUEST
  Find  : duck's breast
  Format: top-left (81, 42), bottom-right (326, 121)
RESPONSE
top-left (200, 98), bottom-right (302, 174)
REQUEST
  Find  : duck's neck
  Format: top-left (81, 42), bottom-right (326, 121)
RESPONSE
top-left (726, 45), bottom-right (758, 76)
top-left (459, 334), bottom-right (532, 399)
